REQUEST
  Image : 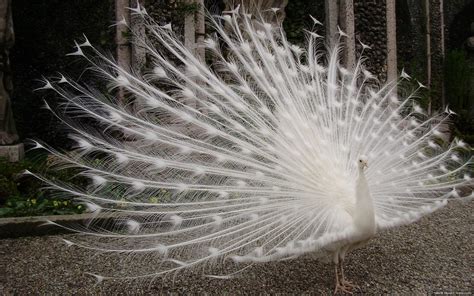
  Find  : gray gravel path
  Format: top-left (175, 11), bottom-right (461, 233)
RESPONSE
top-left (0, 201), bottom-right (472, 295)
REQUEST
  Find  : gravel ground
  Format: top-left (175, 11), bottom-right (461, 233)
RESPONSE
top-left (0, 201), bottom-right (472, 295)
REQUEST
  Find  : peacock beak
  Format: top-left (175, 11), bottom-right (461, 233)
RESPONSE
top-left (364, 163), bottom-right (368, 169)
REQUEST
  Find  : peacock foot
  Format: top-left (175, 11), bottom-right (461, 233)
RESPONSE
top-left (334, 283), bottom-right (354, 295)
top-left (341, 279), bottom-right (360, 291)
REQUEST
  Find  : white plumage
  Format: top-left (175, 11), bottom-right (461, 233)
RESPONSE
top-left (31, 4), bottom-right (472, 292)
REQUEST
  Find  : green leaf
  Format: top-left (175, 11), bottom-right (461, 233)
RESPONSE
top-left (0, 207), bottom-right (14, 217)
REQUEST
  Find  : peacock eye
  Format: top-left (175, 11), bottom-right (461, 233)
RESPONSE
top-left (359, 160), bottom-right (362, 162)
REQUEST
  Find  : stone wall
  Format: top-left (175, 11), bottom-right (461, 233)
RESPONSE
top-left (396, 0), bottom-right (424, 80)
top-left (354, 0), bottom-right (388, 81)
top-left (283, 0), bottom-right (325, 46)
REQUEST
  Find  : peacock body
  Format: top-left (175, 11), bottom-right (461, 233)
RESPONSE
top-left (32, 4), bottom-right (472, 291)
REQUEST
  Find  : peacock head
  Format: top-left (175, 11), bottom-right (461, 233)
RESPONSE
top-left (358, 158), bottom-right (368, 170)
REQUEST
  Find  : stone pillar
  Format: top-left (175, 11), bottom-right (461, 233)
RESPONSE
top-left (339, 0), bottom-right (356, 69)
top-left (439, 0), bottom-right (445, 107)
top-left (386, 0), bottom-right (397, 85)
top-left (116, 0), bottom-right (131, 70)
top-left (424, 0), bottom-right (432, 114)
top-left (131, 0), bottom-right (147, 72)
top-left (183, 0), bottom-right (205, 62)
top-left (116, 0), bottom-right (131, 102)
top-left (0, 0), bottom-right (23, 162)
top-left (195, 0), bottom-right (205, 62)
top-left (325, 0), bottom-right (339, 43)
top-left (428, 0), bottom-right (445, 111)
top-left (184, 0), bottom-right (197, 56)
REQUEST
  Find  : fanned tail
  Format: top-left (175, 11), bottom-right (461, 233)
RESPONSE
top-left (33, 4), bottom-right (472, 281)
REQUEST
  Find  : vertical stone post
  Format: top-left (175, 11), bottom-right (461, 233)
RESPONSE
top-left (424, 0), bottom-right (432, 114)
top-left (183, 0), bottom-right (200, 110)
top-left (386, 0), bottom-right (398, 86)
top-left (439, 0), bottom-right (445, 107)
top-left (428, 0), bottom-right (445, 110)
top-left (339, 0), bottom-right (356, 69)
top-left (184, 0), bottom-right (197, 57)
top-left (195, 0), bottom-right (205, 62)
top-left (116, 0), bottom-right (131, 102)
top-left (325, 0), bottom-right (339, 43)
top-left (116, 0), bottom-right (132, 70)
top-left (0, 0), bottom-right (23, 161)
top-left (131, 0), bottom-right (147, 73)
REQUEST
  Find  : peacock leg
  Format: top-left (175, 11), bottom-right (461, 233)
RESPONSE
top-left (340, 263), bottom-right (360, 291)
top-left (333, 262), bottom-right (340, 294)
top-left (334, 261), bottom-right (353, 295)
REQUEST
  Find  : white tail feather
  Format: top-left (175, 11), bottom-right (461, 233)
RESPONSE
top-left (35, 7), bottom-right (472, 281)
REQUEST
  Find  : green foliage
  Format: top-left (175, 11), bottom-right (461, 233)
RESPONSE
top-left (0, 155), bottom-right (85, 218)
top-left (445, 50), bottom-right (471, 110)
top-left (453, 109), bottom-right (474, 145)
top-left (444, 50), bottom-right (474, 145)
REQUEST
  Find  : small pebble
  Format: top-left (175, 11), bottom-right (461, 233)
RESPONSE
top-left (0, 201), bottom-right (472, 294)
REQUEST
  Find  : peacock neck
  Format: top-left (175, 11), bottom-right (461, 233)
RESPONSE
top-left (355, 168), bottom-right (375, 217)
top-left (353, 168), bottom-right (377, 237)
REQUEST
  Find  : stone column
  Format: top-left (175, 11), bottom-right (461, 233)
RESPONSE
top-left (116, 0), bottom-right (131, 70)
top-left (325, 0), bottom-right (339, 43)
top-left (184, 0), bottom-right (197, 56)
top-left (424, 0), bottom-right (432, 114)
top-left (386, 0), bottom-right (397, 85)
top-left (195, 0), bottom-right (205, 62)
top-left (439, 0), bottom-right (445, 107)
top-left (131, 0), bottom-right (147, 72)
top-left (116, 0), bottom-right (131, 102)
top-left (428, 0), bottom-right (445, 111)
top-left (116, 2), bottom-right (131, 64)
top-left (339, 0), bottom-right (356, 69)
top-left (0, 0), bottom-right (23, 161)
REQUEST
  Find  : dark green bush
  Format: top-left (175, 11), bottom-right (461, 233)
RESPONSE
top-left (445, 49), bottom-right (474, 145)
top-left (445, 49), bottom-right (471, 110)
top-left (0, 154), bottom-right (86, 217)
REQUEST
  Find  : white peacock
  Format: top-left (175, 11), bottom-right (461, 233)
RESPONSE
top-left (30, 4), bottom-right (472, 293)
